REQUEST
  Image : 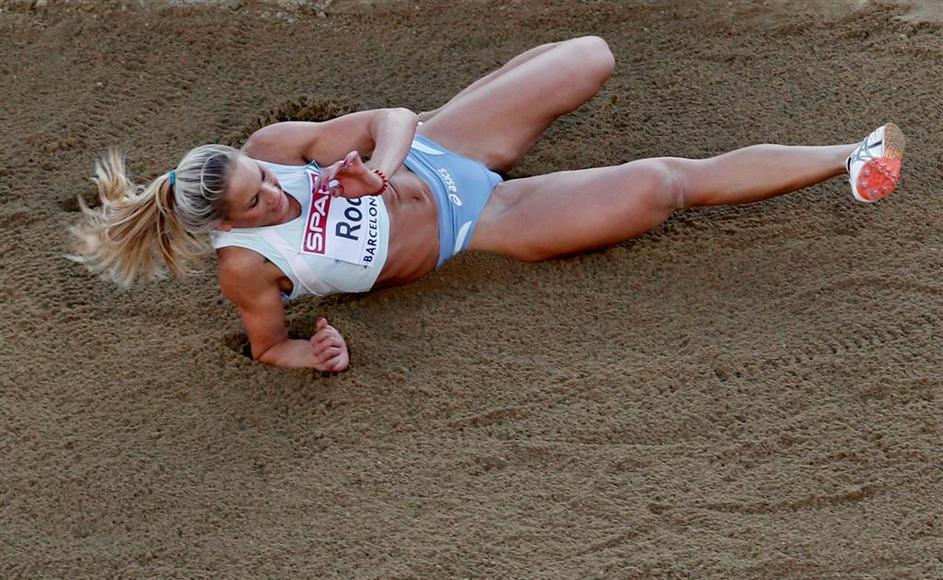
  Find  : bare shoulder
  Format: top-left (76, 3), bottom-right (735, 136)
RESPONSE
top-left (216, 246), bottom-right (291, 358)
top-left (217, 246), bottom-right (279, 303)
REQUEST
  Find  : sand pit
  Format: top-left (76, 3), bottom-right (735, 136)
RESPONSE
top-left (2, 0), bottom-right (942, 576)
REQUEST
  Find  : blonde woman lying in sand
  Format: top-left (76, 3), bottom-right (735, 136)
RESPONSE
top-left (72, 36), bottom-right (905, 372)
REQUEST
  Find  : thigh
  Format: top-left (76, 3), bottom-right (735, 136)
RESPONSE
top-left (417, 36), bottom-right (614, 174)
top-left (470, 159), bottom-right (677, 261)
top-left (418, 40), bottom-right (560, 121)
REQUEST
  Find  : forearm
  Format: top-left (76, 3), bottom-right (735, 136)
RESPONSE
top-left (256, 338), bottom-right (320, 368)
top-left (367, 108), bottom-right (418, 177)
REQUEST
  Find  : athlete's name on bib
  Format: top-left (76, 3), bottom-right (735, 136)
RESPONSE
top-left (301, 174), bottom-right (380, 266)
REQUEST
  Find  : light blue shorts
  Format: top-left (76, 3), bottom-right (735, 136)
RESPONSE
top-left (403, 134), bottom-right (503, 267)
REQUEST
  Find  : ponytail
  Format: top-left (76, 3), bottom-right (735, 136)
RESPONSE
top-left (69, 150), bottom-right (207, 286)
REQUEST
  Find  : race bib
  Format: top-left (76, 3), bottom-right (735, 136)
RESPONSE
top-left (299, 169), bottom-right (382, 266)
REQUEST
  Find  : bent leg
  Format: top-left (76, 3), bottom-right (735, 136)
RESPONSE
top-left (418, 41), bottom-right (560, 123)
top-left (417, 36), bottom-right (615, 174)
top-left (471, 143), bottom-right (855, 261)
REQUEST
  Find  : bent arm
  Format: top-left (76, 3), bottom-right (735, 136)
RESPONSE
top-left (242, 108), bottom-right (418, 174)
top-left (361, 107), bottom-right (418, 176)
top-left (256, 319), bottom-right (349, 370)
top-left (256, 337), bottom-right (324, 368)
top-left (237, 287), bottom-right (314, 367)
top-left (218, 251), bottom-right (349, 370)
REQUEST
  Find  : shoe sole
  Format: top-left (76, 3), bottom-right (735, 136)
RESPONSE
top-left (853, 122), bottom-right (906, 203)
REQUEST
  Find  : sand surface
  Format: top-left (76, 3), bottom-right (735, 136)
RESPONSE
top-left (2, 0), bottom-right (942, 577)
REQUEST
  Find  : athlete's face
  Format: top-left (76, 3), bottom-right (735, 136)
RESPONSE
top-left (217, 154), bottom-right (295, 230)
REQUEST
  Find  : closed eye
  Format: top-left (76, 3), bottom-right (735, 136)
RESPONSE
top-left (247, 165), bottom-right (265, 209)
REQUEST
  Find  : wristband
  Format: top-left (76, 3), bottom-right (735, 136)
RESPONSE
top-left (372, 169), bottom-right (389, 195)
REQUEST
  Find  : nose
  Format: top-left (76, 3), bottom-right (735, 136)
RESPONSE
top-left (265, 184), bottom-right (281, 208)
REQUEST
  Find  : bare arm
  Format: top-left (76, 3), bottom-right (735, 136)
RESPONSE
top-left (242, 108), bottom-right (418, 177)
top-left (359, 107), bottom-right (420, 177)
top-left (255, 319), bottom-right (349, 371)
top-left (218, 250), bottom-right (349, 371)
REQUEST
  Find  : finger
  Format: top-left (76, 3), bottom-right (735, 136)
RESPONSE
top-left (311, 329), bottom-right (334, 346)
top-left (318, 348), bottom-right (348, 371)
top-left (312, 323), bottom-right (337, 339)
top-left (311, 333), bottom-right (332, 350)
top-left (316, 174), bottom-right (337, 194)
top-left (311, 326), bottom-right (344, 344)
top-left (313, 332), bottom-right (342, 349)
top-left (317, 165), bottom-right (340, 191)
top-left (326, 353), bottom-right (349, 372)
top-left (311, 335), bottom-right (347, 355)
top-left (317, 174), bottom-right (333, 193)
top-left (315, 355), bottom-right (343, 373)
top-left (315, 346), bottom-right (343, 364)
top-left (343, 151), bottom-right (361, 168)
top-left (316, 317), bottom-right (328, 331)
top-left (326, 159), bottom-right (344, 176)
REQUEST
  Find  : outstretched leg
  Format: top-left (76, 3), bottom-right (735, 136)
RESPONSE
top-left (471, 139), bottom-right (874, 261)
top-left (417, 36), bottom-right (615, 174)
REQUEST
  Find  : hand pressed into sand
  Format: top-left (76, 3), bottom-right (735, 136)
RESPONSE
top-left (311, 317), bottom-right (349, 372)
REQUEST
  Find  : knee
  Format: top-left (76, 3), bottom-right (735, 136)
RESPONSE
top-left (566, 36), bottom-right (615, 86)
top-left (627, 159), bottom-right (687, 212)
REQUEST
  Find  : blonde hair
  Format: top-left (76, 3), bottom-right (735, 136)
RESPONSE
top-left (70, 144), bottom-right (240, 287)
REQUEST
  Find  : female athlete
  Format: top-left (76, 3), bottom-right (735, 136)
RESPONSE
top-left (71, 36), bottom-right (905, 372)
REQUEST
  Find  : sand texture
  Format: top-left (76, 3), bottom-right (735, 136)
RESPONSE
top-left (2, 0), bottom-right (942, 577)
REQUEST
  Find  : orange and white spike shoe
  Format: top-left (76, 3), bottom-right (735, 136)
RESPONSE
top-left (847, 123), bottom-right (905, 203)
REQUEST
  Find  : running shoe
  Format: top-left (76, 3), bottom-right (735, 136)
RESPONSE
top-left (847, 122), bottom-right (905, 203)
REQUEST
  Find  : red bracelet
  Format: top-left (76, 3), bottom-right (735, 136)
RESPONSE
top-left (372, 169), bottom-right (389, 195)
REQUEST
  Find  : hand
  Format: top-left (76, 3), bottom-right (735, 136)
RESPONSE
top-left (310, 317), bottom-right (349, 372)
top-left (312, 151), bottom-right (386, 199)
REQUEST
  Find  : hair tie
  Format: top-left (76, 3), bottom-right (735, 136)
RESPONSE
top-left (168, 170), bottom-right (176, 188)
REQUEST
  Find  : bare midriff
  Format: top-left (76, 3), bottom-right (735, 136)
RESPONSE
top-left (372, 168), bottom-right (440, 289)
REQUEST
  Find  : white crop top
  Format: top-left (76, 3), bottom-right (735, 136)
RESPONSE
top-left (210, 158), bottom-right (390, 300)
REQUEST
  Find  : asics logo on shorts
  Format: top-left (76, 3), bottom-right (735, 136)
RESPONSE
top-left (438, 168), bottom-right (462, 206)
